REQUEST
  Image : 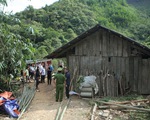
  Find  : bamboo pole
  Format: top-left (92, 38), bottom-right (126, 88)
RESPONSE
top-left (55, 102), bottom-right (63, 120)
top-left (69, 66), bottom-right (77, 91)
top-left (59, 99), bottom-right (70, 120)
top-left (17, 86), bottom-right (36, 120)
top-left (96, 101), bottom-right (150, 112)
top-left (110, 99), bottom-right (149, 104)
top-left (91, 103), bottom-right (97, 120)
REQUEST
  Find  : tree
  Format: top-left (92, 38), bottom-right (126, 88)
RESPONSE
top-left (0, 1), bottom-right (36, 90)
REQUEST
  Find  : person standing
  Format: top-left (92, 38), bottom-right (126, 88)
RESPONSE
top-left (35, 66), bottom-right (40, 91)
top-left (64, 68), bottom-right (70, 99)
top-left (25, 66), bottom-right (30, 82)
top-left (54, 68), bottom-right (65, 102)
top-left (41, 65), bottom-right (46, 83)
top-left (47, 64), bottom-right (54, 85)
top-left (29, 64), bottom-right (35, 80)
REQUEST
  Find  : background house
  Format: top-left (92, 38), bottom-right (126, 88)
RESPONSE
top-left (46, 24), bottom-right (150, 96)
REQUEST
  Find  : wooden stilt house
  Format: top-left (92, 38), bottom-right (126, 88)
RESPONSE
top-left (46, 24), bottom-right (150, 96)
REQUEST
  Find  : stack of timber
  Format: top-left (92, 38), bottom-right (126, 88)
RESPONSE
top-left (17, 84), bottom-right (36, 120)
top-left (80, 87), bottom-right (95, 98)
top-left (89, 99), bottom-right (150, 120)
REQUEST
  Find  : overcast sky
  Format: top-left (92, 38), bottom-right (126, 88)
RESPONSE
top-left (3, 0), bottom-right (58, 13)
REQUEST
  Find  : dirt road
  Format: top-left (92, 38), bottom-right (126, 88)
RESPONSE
top-left (20, 82), bottom-right (90, 120)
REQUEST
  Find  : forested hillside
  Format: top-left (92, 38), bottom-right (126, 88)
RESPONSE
top-left (1, 0), bottom-right (150, 59)
top-left (127, 0), bottom-right (150, 15)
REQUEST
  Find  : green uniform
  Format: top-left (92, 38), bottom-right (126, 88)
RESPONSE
top-left (54, 73), bottom-right (65, 102)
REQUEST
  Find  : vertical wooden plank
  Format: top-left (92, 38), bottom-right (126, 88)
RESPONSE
top-left (116, 57), bottom-right (121, 79)
top-left (145, 59), bottom-right (149, 94)
top-left (141, 59), bottom-right (148, 94)
top-left (86, 36), bottom-right (90, 56)
top-left (146, 59), bottom-right (149, 94)
top-left (69, 56), bottom-right (75, 90)
top-left (138, 57), bottom-right (142, 94)
top-left (85, 56), bottom-right (89, 75)
top-left (125, 57), bottom-right (130, 90)
top-left (83, 56), bottom-right (86, 76)
top-left (91, 56), bottom-right (95, 74)
top-left (82, 39), bottom-right (87, 56)
top-left (133, 57), bottom-right (139, 92)
top-left (93, 56), bottom-right (97, 75)
top-left (91, 32), bottom-right (97, 56)
top-left (113, 35), bottom-right (118, 56)
top-left (106, 31), bottom-right (110, 57)
top-left (99, 29), bottom-right (103, 57)
top-left (112, 57), bottom-right (118, 96)
top-left (148, 59), bottom-right (150, 94)
top-left (80, 56), bottom-right (83, 75)
top-left (129, 57), bottom-right (134, 91)
top-left (84, 56), bottom-right (88, 76)
top-left (96, 56), bottom-right (101, 96)
top-left (89, 34), bottom-right (93, 56)
top-left (88, 56), bottom-right (92, 74)
top-left (79, 42), bottom-right (83, 55)
top-left (95, 31), bottom-right (100, 56)
top-left (75, 45), bottom-right (79, 55)
top-left (116, 57), bottom-right (122, 95)
top-left (102, 30), bottom-right (107, 56)
top-left (120, 57), bottom-right (126, 94)
top-left (117, 37), bottom-right (123, 56)
top-left (122, 40), bottom-right (127, 57)
top-left (72, 56), bottom-right (76, 89)
top-left (68, 56), bottom-right (72, 76)
top-left (109, 33), bottom-right (114, 56)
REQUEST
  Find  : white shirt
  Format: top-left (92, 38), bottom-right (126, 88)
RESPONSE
top-left (41, 68), bottom-right (46, 75)
top-left (30, 66), bottom-right (35, 72)
top-left (38, 64), bottom-right (43, 73)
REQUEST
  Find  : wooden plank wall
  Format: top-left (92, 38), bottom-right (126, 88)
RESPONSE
top-left (70, 28), bottom-right (150, 95)
top-left (140, 59), bottom-right (150, 94)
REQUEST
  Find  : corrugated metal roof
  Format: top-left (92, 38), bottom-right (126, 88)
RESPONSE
top-left (45, 24), bottom-right (150, 59)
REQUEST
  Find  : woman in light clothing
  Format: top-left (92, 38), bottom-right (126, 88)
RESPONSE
top-left (25, 66), bottom-right (30, 82)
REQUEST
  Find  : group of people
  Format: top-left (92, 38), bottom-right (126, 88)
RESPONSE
top-left (27, 63), bottom-right (51, 91)
top-left (22, 63), bottom-right (71, 102)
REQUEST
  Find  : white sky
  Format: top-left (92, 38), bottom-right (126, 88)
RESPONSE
top-left (3, 0), bottom-right (58, 14)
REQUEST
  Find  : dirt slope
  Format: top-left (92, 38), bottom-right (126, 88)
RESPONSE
top-left (20, 82), bottom-right (90, 120)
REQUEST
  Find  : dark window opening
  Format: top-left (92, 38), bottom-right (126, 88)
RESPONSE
top-left (108, 57), bottom-right (111, 62)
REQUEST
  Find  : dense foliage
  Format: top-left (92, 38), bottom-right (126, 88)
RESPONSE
top-left (12, 0), bottom-right (150, 58)
top-left (0, 1), bottom-right (35, 90)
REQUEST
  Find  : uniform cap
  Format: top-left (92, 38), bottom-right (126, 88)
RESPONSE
top-left (57, 67), bottom-right (63, 71)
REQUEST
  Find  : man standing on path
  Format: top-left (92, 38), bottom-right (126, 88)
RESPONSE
top-left (64, 68), bottom-right (70, 99)
top-left (47, 64), bottom-right (54, 85)
top-left (54, 67), bottom-right (65, 102)
top-left (35, 66), bottom-right (40, 91)
top-left (41, 65), bottom-right (46, 83)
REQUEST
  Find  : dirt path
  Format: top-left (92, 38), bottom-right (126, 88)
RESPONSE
top-left (20, 81), bottom-right (91, 120)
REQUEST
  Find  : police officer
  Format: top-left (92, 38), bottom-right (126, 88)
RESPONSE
top-left (54, 67), bottom-right (65, 102)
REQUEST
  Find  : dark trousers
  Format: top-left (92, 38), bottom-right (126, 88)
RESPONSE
top-left (36, 77), bottom-right (39, 89)
top-left (66, 84), bottom-right (70, 98)
top-left (47, 72), bottom-right (52, 85)
top-left (41, 75), bottom-right (45, 83)
top-left (26, 76), bottom-right (30, 82)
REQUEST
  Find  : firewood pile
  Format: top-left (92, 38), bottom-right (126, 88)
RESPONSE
top-left (90, 98), bottom-right (150, 120)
